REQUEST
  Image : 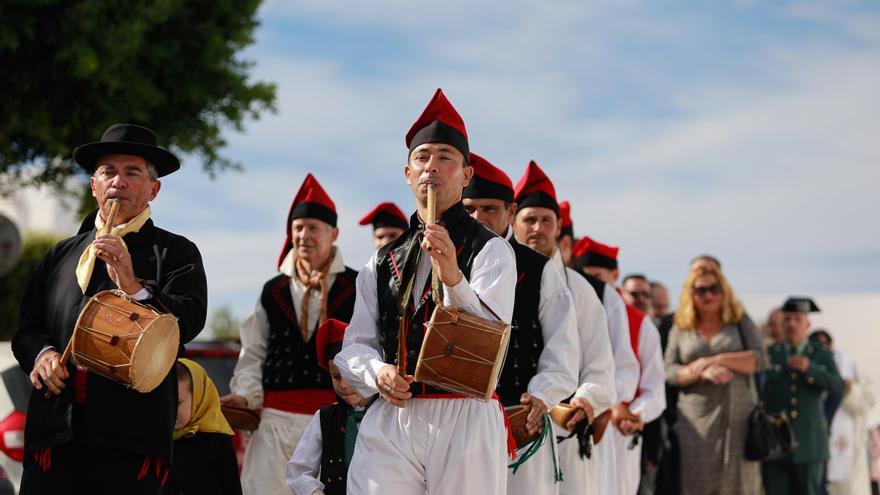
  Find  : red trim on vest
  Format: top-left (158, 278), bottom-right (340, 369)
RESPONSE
top-left (389, 249), bottom-right (403, 282)
top-left (264, 389), bottom-right (337, 415)
top-left (270, 275), bottom-right (298, 325)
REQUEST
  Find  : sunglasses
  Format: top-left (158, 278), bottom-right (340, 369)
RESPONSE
top-left (628, 290), bottom-right (651, 299)
top-left (693, 283), bottom-right (722, 297)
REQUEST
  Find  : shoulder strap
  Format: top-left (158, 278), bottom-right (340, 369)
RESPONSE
top-left (734, 321), bottom-right (762, 395)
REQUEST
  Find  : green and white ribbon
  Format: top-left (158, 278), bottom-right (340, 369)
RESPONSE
top-left (507, 413), bottom-right (563, 482)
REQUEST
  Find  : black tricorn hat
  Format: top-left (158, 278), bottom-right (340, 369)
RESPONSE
top-left (73, 123), bottom-right (180, 177)
top-left (782, 296), bottom-right (820, 313)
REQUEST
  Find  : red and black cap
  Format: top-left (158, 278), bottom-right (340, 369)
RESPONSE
top-left (782, 297), bottom-right (820, 313)
top-left (559, 200), bottom-right (573, 238)
top-left (514, 160), bottom-right (559, 216)
top-left (405, 89), bottom-right (469, 162)
top-left (278, 173), bottom-right (337, 269)
top-left (316, 319), bottom-right (348, 370)
top-left (572, 235), bottom-right (619, 270)
top-left (462, 153), bottom-right (514, 203)
top-left (359, 202), bottom-right (408, 231)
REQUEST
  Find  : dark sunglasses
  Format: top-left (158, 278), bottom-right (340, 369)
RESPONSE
top-left (693, 283), bottom-right (722, 297)
top-left (628, 290), bottom-right (651, 299)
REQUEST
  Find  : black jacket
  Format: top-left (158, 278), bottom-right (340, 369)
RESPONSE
top-left (12, 220), bottom-right (208, 463)
top-left (164, 433), bottom-right (242, 495)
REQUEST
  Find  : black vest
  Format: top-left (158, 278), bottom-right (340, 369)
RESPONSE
top-left (261, 269), bottom-right (357, 391)
top-left (375, 202), bottom-right (498, 396)
top-left (496, 237), bottom-right (548, 407)
top-left (576, 270), bottom-right (606, 304)
top-left (319, 402), bottom-right (349, 495)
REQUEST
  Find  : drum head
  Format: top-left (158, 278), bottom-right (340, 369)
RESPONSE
top-left (129, 314), bottom-right (180, 393)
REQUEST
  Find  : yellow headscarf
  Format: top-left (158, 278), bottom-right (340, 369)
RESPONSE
top-left (174, 358), bottom-right (234, 440)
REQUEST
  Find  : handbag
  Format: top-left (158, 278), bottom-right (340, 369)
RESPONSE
top-left (734, 322), bottom-right (798, 460)
top-left (744, 403), bottom-right (797, 461)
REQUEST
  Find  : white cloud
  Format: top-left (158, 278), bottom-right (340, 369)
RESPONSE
top-left (156, 2), bottom-right (880, 319)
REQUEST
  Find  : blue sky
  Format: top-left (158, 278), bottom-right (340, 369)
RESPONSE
top-left (152, 0), bottom-right (880, 324)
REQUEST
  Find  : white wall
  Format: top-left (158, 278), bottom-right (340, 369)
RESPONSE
top-left (0, 184), bottom-right (81, 238)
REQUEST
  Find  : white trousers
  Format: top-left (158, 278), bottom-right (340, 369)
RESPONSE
top-left (594, 427), bottom-right (619, 494)
top-left (608, 427), bottom-right (642, 495)
top-left (347, 397), bottom-right (508, 495)
top-left (241, 408), bottom-right (313, 495)
top-left (507, 429), bottom-right (560, 495)
top-left (554, 423), bottom-right (599, 495)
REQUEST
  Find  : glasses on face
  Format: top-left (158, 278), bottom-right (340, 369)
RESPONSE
top-left (628, 291), bottom-right (651, 299)
top-left (693, 283), bottom-right (722, 297)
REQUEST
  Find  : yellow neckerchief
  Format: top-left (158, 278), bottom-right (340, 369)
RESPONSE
top-left (75, 205), bottom-right (152, 293)
top-left (174, 358), bottom-right (234, 440)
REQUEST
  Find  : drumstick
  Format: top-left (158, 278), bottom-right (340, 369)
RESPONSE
top-left (94, 199), bottom-right (120, 258)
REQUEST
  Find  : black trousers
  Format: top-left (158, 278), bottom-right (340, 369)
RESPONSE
top-left (20, 409), bottom-right (166, 495)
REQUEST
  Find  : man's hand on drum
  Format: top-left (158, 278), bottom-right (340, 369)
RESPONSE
top-left (376, 364), bottom-right (414, 408)
top-left (93, 233), bottom-right (143, 295)
top-left (520, 393), bottom-right (547, 435)
top-left (421, 224), bottom-right (462, 287)
top-left (566, 396), bottom-right (596, 432)
top-left (31, 349), bottom-right (69, 395)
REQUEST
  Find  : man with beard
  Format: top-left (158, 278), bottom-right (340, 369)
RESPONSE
top-left (223, 174), bottom-right (358, 495)
top-left (462, 152), bottom-right (579, 495)
top-left (334, 89), bottom-right (517, 494)
top-left (511, 162), bottom-right (621, 495)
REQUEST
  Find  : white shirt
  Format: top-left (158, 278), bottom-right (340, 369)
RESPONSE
top-left (602, 284), bottom-right (641, 403)
top-left (335, 235), bottom-right (517, 399)
top-left (549, 250), bottom-right (617, 415)
top-left (285, 404), bottom-right (368, 495)
top-left (628, 316), bottom-right (666, 424)
top-left (286, 412), bottom-right (324, 495)
top-left (506, 232), bottom-right (579, 408)
top-left (229, 247), bottom-right (347, 409)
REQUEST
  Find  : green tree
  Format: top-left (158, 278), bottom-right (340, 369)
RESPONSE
top-left (210, 304), bottom-right (241, 342)
top-left (0, 232), bottom-right (62, 340)
top-left (0, 0), bottom-right (276, 193)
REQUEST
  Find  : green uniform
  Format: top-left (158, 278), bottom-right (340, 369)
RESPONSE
top-left (761, 341), bottom-right (844, 495)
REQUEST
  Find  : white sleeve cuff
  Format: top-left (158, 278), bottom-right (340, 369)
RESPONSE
top-left (130, 286), bottom-right (152, 301)
top-left (35, 345), bottom-right (56, 364)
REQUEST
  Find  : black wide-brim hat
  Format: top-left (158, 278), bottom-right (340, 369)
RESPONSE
top-left (73, 123), bottom-right (180, 177)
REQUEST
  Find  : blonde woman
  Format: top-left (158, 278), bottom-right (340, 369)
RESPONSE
top-left (664, 265), bottom-right (763, 495)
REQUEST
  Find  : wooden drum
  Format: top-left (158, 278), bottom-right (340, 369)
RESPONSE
top-left (71, 290), bottom-right (179, 393)
top-left (414, 305), bottom-right (511, 401)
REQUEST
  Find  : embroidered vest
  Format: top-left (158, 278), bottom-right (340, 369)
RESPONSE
top-left (261, 270), bottom-right (357, 391)
top-left (496, 238), bottom-right (547, 406)
top-left (319, 402), bottom-right (349, 495)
